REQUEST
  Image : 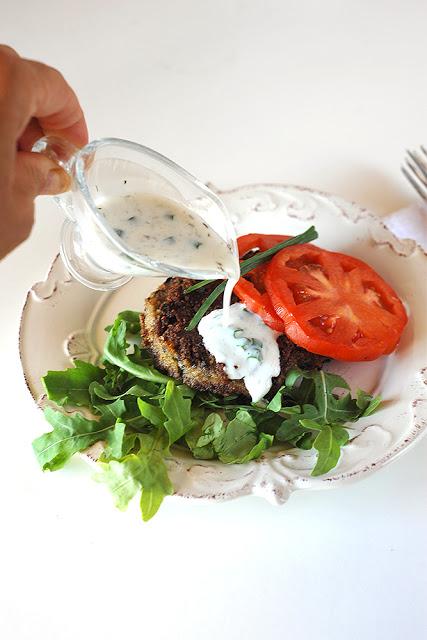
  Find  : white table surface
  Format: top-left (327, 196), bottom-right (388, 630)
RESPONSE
top-left (1, 2), bottom-right (426, 639)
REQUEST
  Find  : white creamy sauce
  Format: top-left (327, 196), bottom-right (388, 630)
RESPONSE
top-left (198, 303), bottom-right (281, 402)
top-left (96, 192), bottom-right (238, 279)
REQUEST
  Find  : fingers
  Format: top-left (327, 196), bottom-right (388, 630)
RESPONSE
top-left (0, 46), bottom-right (88, 148)
top-left (18, 118), bottom-right (44, 152)
top-left (0, 44), bottom-right (18, 60)
top-left (0, 45), bottom-right (88, 259)
top-left (25, 59), bottom-right (89, 147)
top-left (14, 151), bottom-right (70, 197)
top-left (0, 150), bottom-right (70, 260)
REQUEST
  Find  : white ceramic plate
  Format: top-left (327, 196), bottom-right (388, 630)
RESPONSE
top-left (20, 185), bottom-right (427, 504)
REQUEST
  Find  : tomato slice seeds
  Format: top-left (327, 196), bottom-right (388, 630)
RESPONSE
top-left (264, 245), bottom-right (407, 361)
top-left (233, 234), bottom-right (407, 361)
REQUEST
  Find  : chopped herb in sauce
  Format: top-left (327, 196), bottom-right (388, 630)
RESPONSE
top-left (114, 228), bottom-right (124, 237)
top-left (94, 192), bottom-right (238, 279)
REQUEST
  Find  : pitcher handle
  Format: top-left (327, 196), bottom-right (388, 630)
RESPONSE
top-left (32, 136), bottom-right (78, 221)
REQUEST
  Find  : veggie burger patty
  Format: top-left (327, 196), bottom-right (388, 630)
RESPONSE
top-left (140, 278), bottom-right (326, 398)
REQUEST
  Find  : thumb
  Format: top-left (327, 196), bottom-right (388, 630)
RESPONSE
top-left (14, 151), bottom-right (70, 197)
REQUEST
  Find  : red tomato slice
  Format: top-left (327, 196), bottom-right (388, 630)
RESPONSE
top-left (264, 244), bottom-right (408, 361)
top-left (233, 277), bottom-right (286, 332)
top-left (234, 234), bottom-right (290, 332)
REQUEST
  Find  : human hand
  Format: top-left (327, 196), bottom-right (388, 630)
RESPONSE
top-left (0, 45), bottom-right (88, 259)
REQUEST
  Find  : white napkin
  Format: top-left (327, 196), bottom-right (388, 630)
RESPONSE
top-left (384, 202), bottom-right (427, 250)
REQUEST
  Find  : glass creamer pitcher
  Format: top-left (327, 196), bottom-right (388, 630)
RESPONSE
top-left (33, 136), bottom-right (238, 290)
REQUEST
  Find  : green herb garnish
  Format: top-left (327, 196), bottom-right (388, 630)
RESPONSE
top-left (184, 225), bottom-right (318, 331)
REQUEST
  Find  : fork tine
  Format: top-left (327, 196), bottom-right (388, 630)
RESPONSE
top-left (405, 157), bottom-right (427, 186)
top-left (402, 165), bottom-right (427, 201)
top-left (406, 150), bottom-right (427, 181)
top-left (421, 145), bottom-right (427, 159)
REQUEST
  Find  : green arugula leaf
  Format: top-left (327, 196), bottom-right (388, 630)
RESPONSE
top-left (95, 433), bottom-right (173, 521)
top-left (186, 413), bottom-right (225, 460)
top-left (217, 410), bottom-right (257, 463)
top-left (311, 425), bottom-right (349, 476)
top-left (104, 420), bottom-right (126, 459)
top-left (33, 407), bottom-right (114, 471)
top-left (101, 361), bottom-right (137, 396)
top-left (105, 310), bottom-right (141, 334)
top-left (120, 432), bottom-right (145, 456)
top-left (104, 319), bottom-right (171, 384)
top-left (233, 432), bottom-right (274, 463)
top-left (95, 455), bottom-right (143, 511)
top-left (195, 413), bottom-right (224, 448)
top-left (331, 425), bottom-right (350, 446)
top-left (311, 426), bottom-right (340, 476)
top-left (177, 384), bottom-right (196, 399)
top-left (309, 371), bottom-right (351, 423)
top-left (89, 380), bottom-right (156, 403)
top-left (296, 431), bottom-right (317, 450)
top-left (138, 452), bottom-right (173, 521)
top-left (137, 398), bottom-right (165, 428)
top-left (187, 410), bottom-right (273, 463)
top-left (95, 398), bottom-right (127, 421)
top-left (298, 418), bottom-right (323, 431)
top-left (266, 387), bottom-right (285, 412)
top-left (356, 389), bottom-right (382, 416)
top-left (284, 368), bottom-right (381, 425)
top-left (42, 360), bottom-right (104, 407)
top-left (161, 381), bottom-right (193, 447)
top-left (276, 404), bottom-right (319, 443)
top-left (284, 369), bottom-right (305, 389)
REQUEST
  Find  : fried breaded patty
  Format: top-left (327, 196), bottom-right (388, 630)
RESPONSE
top-left (140, 278), bottom-right (326, 398)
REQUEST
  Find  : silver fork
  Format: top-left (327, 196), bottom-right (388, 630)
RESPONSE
top-left (402, 146), bottom-right (427, 201)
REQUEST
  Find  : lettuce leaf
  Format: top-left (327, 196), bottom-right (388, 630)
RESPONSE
top-left (160, 381), bottom-right (193, 447)
top-left (311, 424), bottom-right (350, 476)
top-left (43, 360), bottom-right (104, 407)
top-left (186, 410), bottom-right (274, 463)
top-left (95, 432), bottom-right (173, 521)
top-left (186, 413), bottom-right (225, 459)
top-left (104, 318), bottom-right (171, 384)
top-left (33, 407), bottom-right (115, 471)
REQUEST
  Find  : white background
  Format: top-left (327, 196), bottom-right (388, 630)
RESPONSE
top-left (1, 1), bottom-right (426, 638)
